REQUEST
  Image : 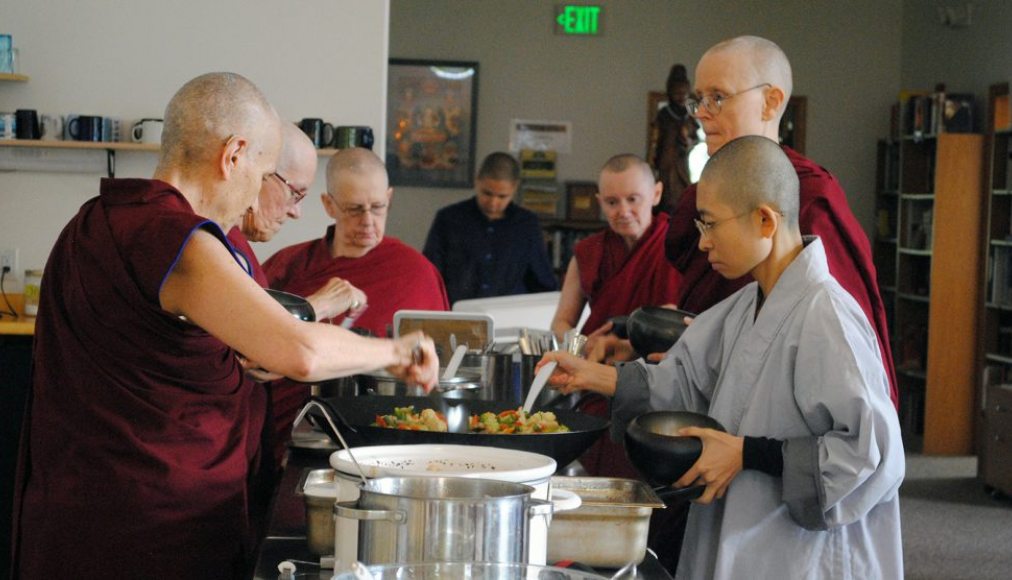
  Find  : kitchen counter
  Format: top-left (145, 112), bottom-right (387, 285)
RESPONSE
top-left (0, 295), bottom-right (34, 335)
top-left (252, 447), bottom-right (674, 580)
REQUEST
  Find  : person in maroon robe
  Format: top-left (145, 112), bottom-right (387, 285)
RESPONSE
top-left (11, 73), bottom-right (438, 580)
top-left (227, 122), bottom-right (318, 286)
top-left (549, 154), bottom-right (681, 479)
top-left (262, 147), bottom-right (449, 466)
top-left (667, 36), bottom-right (898, 410)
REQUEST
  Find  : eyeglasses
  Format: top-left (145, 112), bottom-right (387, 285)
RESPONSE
top-left (694, 211), bottom-right (752, 239)
top-left (272, 172), bottom-right (307, 204)
top-left (686, 83), bottom-right (771, 117)
top-left (337, 202), bottom-right (389, 218)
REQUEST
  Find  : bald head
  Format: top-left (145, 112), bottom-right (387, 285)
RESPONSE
top-left (699, 136), bottom-right (799, 230)
top-left (705, 36), bottom-right (793, 107)
top-left (600, 153), bottom-right (655, 183)
top-left (279, 123), bottom-right (317, 177)
top-left (326, 147), bottom-right (389, 196)
top-left (159, 72), bottom-right (279, 168)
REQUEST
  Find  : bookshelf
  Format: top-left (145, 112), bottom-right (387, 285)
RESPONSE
top-left (875, 128), bottom-right (985, 453)
top-left (978, 82), bottom-right (1012, 494)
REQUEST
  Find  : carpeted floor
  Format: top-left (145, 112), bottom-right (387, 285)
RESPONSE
top-left (901, 454), bottom-right (1012, 579)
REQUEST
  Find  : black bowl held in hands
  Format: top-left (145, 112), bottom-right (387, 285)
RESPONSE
top-left (626, 306), bottom-right (694, 357)
top-left (267, 289), bottom-right (316, 322)
top-left (624, 410), bottom-right (725, 502)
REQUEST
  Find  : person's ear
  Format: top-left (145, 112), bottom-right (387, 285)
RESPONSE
top-left (757, 205), bottom-right (779, 238)
top-left (219, 135), bottom-right (247, 178)
top-left (652, 180), bottom-right (663, 207)
top-left (762, 86), bottom-right (786, 122)
top-left (321, 192), bottom-right (339, 220)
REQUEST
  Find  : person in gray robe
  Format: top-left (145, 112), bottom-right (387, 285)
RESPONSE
top-left (539, 135), bottom-right (904, 579)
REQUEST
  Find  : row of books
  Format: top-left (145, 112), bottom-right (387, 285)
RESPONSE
top-left (544, 229), bottom-right (595, 275)
top-left (894, 90), bottom-right (975, 138)
top-left (988, 245), bottom-right (1012, 307)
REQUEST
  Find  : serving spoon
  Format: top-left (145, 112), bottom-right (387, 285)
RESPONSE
top-left (522, 361), bottom-right (557, 414)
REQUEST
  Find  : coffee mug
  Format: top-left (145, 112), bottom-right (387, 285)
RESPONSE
top-left (0, 112), bottom-right (14, 139)
top-left (131, 118), bottom-right (164, 145)
top-left (15, 109), bottom-right (40, 140)
top-left (299, 118), bottom-right (334, 148)
top-left (40, 114), bottom-right (63, 140)
top-left (102, 117), bottom-right (121, 142)
top-left (67, 115), bottom-right (103, 142)
top-left (334, 126), bottom-right (375, 150)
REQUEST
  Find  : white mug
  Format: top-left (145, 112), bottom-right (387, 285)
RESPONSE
top-left (40, 114), bottom-right (63, 140)
top-left (132, 118), bottom-right (163, 145)
top-left (0, 112), bottom-right (14, 139)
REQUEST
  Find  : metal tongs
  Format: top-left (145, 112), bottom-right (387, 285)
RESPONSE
top-left (292, 399), bottom-right (368, 486)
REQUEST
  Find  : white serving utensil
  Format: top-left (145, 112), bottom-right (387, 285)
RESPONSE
top-left (442, 344), bottom-right (468, 381)
top-left (522, 361), bottom-right (557, 414)
top-left (350, 561), bottom-right (376, 580)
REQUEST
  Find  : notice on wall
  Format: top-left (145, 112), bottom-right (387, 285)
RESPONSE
top-left (508, 119), bottom-right (572, 154)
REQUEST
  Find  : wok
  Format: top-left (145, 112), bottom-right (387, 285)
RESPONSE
top-left (308, 395), bottom-right (610, 468)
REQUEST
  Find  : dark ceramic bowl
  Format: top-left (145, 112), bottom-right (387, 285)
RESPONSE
top-left (626, 306), bottom-right (694, 357)
top-left (267, 289), bottom-right (316, 322)
top-left (624, 411), bottom-right (725, 486)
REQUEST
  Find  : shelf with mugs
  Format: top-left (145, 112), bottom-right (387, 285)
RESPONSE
top-left (0, 72), bottom-right (28, 82)
top-left (0, 138), bottom-right (162, 177)
top-left (0, 139), bottom-right (159, 152)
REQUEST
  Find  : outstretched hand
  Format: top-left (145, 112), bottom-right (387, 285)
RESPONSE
top-left (536, 351), bottom-right (618, 397)
top-left (674, 426), bottom-right (744, 505)
top-left (386, 331), bottom-right (439, 392)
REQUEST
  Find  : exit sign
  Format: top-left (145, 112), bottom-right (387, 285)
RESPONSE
top-left (555, 4), bottom-right (603, 36)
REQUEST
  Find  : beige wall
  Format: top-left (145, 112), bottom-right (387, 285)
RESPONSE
top-left (387, 0), bottom-right (903, 249)
top-left (902, 0), bottom-right (1012, 114)
top-left (0, 0), bottom-right (389, 289)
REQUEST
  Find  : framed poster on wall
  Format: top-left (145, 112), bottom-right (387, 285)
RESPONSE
top-left (385, 58), bottom-right (479, 188)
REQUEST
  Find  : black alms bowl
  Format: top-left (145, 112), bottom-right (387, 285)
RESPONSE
top-left (267, 289), bottom-right (316, 322)
top-left (626, 306), bottom-right (694, 357)
top-left (624, 411), bottom-right (725, 486)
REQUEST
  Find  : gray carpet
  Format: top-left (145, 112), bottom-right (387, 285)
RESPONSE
top-left (901, 454), bottom-right (1012, 579)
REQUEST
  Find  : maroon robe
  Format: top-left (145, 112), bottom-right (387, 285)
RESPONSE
top-left (12, 179), bottom-right (263, 580)
top-left (665, 146), bottom-right (898, 408)
top-left (227, 226), bottom-right (269, 287)
top-left (575, 212), bottom-right (682, 335)
top-left (261, 228), bottom-right (448, 468)
top-left (573, 213), bottom-right (682, 478)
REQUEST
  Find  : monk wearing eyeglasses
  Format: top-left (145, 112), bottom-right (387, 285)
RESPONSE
top-left (262, 148), bottom-right (448, 454)
top-left (667, 35), bottom-right (897, 411)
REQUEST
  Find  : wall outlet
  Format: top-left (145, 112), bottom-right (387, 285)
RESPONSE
top-left (0, 247), bottom-right (20, 276)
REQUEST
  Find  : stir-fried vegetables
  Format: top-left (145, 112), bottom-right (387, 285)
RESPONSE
top-left (373, 406), bottom-right (448, 432)
top-left (372, 406), bottom-right (570, 434)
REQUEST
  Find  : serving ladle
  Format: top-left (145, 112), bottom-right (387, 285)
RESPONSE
top-left (435, 344), bottom-right (470, 433)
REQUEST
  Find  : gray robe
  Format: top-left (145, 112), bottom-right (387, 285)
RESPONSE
top-left (613, 237), bottom-right (904, 579)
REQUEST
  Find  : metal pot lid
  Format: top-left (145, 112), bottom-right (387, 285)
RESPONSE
top-left (329, 443), bottom-right (556, 483)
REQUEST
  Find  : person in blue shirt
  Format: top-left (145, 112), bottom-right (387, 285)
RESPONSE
top-left (423, 152), bottom-right (557, 305)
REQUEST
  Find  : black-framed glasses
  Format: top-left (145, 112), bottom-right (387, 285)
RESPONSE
top-left (337, 202), bottom-right (389, 218)
top-left (693, 211), bottom-right (752, 239)
top-left (272, 172), bottom-right (307, 204)
top-left (686, 83), bottom-right (771, 117)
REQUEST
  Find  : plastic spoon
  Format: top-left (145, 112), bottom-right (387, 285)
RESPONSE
top-left (522, 361), bottom-right (557, 414)
top-left (442, 344), bottom-right (468, 381)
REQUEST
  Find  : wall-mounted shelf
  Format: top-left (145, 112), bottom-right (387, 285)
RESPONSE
top-left (0, 73), bottom-right (29, 82)
top-left (0, 139), bottom-right (158, 177)
top-left (0, 139), bottom-right (158, 152)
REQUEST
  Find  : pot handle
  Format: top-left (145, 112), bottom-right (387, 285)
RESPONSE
top-left (334, 500), bottom-right (406, 523)
top-left (550, 488), bottom-right (582, 512)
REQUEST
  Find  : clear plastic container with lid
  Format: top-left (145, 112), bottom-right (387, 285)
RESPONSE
top-left (23, 269), bottom-right (42, 316)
